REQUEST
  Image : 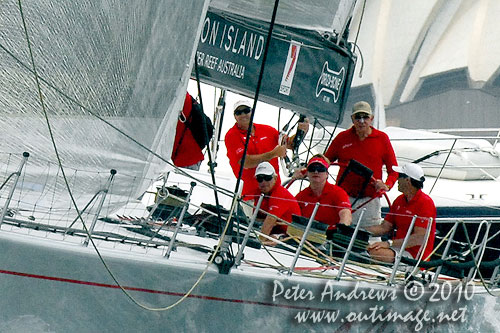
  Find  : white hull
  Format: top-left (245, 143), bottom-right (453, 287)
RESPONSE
top-left (0, 223), bottom-right (498, 332)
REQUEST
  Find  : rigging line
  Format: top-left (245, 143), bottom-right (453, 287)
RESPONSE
top-left (353, 0), bottom-right (367, 49)
top-left (15, 1), bottom-right (77, 220)
top-left (277, 107), bottom-right (281, 132)
top-left (306, 117), bottom-right (318, 163)
top-left (1, 153), bottom-right (12, 184)
top-left (225, 0), bottom-right (281, 259)
top-left (194, 59), bottom-right (225, 240)
top-left (429, 139), bottom-right (457, 194)
top-left (33, 160), bottom-right (52, 208)
top-left (0, 43), bottom-right (234, 199)
top-left (16, 0), bottom-right (181, 312)
top-left (303, 119), bottom-right (325, 152)
top-left (301, 118), bottom-right (318, 193)
top-left (137, 182), bottom-right (247, 312)
top-left (15, 161), bottom-right (27, 211)
top-left (234, 0), bottom-right (280, 194)
top-left (0, 173), bottom-right (15, 192)
top-left (493, 129), bottom-right (500, 150)
top-left (322, 112), bottom-right (342, 155)
top-left (316, 121), bottom-right (334, 137)
top-left (47, 153), bottom-right (61, 224)
top-left (297, 122), bottom-right (328, 155)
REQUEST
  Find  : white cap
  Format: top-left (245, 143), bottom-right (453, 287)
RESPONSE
top-left (255, 161), bottom-right (276, 177)
top-left (233, 100), bottom-right (252, 112)
top-left (393, 163), bottom-right (425, 181)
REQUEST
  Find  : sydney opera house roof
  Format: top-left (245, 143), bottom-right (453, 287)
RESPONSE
top-left (345, 0), bottom-right (500, 129)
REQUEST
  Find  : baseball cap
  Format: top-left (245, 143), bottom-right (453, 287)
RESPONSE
top-left (393, 163), bottom-right (425, 181)
top-left (307, 157), bottom-right (329, 169)
top-left (233, 100), bottom-right (252, 112)
top-left (255, 161), bottom-right (276, 176)
top-left (352, 101), bottom-right (372, 116)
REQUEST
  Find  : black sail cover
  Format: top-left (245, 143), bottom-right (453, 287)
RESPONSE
top-left (194, 9), bottom-right (356, 123)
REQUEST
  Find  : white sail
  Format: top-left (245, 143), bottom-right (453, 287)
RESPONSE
top-left (210, 0), bottom-right (355, 33)
top-left (0, 0), bottom-right (209, 220)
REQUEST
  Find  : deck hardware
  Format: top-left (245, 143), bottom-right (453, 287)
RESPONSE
top-left (84, 169), bottom-right (116, 246)
top-left (165, 182), bottom-right (196, 258)
top-left (336, 208), bottom-right (365, 280)
top-left (0, 152), bottom-right (29, 226)
top-left (288, 202), bottom-right (320, 276)
top-left (388, 215), bottom-right (418, 285)
top-left (235, 194), bottom-right (264, 266)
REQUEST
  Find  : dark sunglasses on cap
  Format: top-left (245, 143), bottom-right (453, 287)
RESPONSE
top-left (307, 164), bottom-right (327, 173)
top-left (234, 106), bottom-right (251, 116)
top-left (354, 114), bottom-right (370, 120)
top-left (256, 174), bottom-right (273, 183)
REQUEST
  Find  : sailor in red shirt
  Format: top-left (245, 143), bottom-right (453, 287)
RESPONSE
top-left (367, 163), bottom-right (436, 263)
top-left (253, 162), bottom-right (300, 243)
top-left (171, 93), bottom-right (205, 170)
top-left (225, 100), bottom-right (309, 197)
top-left (324, 101), bottom-right (398, 227)
top-left (295, 155), bottom-right (351, 232)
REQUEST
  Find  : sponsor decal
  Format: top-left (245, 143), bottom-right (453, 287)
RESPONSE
top-left (279, 41), bottom-right (301, 96)
top-left (196, 14), bottom-right (267, 81)
top-left (315, 62), bottom-right (345, 103)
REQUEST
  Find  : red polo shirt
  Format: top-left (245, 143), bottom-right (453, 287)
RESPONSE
top-left (325, 126), bottom-right (398, 198)
top-left (171, 93), bottom-right (204, 167)
top-left (256, 183), bottom-right (300, 234)
top-left (225, 123), bottom-right (281, 196)
top-left (295, 182), bottom-right (351, 230)
top-left (385, 189), bottom-right (436, 260)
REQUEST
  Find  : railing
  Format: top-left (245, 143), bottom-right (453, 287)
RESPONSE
top-left (1, 152), bottom-right (499, 291)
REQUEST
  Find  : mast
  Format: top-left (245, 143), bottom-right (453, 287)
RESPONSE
top-left (212, 0), bottom-right (282, 274)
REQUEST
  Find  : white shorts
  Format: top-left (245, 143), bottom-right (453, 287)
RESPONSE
top-left (391, 246), bottom-right (413, 259)
top-left (350, 196), bottom-right (382, 228)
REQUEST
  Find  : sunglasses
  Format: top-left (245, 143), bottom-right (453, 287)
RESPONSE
top-left (354, 114), bottom-right (371, 120)
top-left (256, 174), bottom-right (273, 183)
top-left (234, 107), bottom-right (251, 116)
top-left (307, 164), bottom-right (327, 173)
top-left (398, 173), bottom-right (408, 179)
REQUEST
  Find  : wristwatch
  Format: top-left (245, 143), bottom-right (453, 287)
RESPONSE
top-left (387, 239), bottom-right (393, 247)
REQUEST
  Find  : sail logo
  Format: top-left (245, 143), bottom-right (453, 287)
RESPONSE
top-left (279, 41), bottom-right (301, 96)
top-left (315, 62), bottom-right (345, 103)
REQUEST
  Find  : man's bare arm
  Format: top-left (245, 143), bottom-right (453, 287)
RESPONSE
top-left (239, 145), bottom-right (286, 168)
top-left (365, 220), bottom-right (393, 236)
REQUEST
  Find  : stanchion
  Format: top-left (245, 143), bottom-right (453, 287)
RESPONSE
top-left (0, 152), bottom-right (29, 226)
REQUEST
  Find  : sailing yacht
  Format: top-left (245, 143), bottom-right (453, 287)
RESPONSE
top-left (0, 0), bottom-right (499, 332)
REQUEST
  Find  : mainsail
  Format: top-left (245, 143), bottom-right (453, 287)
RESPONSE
top-left (0, 0), bottom-right (359, 224)
top-left (0, 0), bottom-right (209, 221)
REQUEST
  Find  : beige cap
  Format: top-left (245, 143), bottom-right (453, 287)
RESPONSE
top-left (352, 101), bottom-right (372, 116)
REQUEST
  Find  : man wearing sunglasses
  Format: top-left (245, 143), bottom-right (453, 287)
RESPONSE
top-left (225, 100), bottom-right (309, 198)
top-left (253, 162), bottom-right (300, 242)
top-left (324, 101), bottom-right (398, 228)
top-left (295, 155), bottom-right (352, 232)
top-left (366, 163), bottom-right (436, 263)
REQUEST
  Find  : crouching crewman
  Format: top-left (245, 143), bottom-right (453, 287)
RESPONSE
top-left (252, 162), bottom-right (300, 244)
top-left (366, 163), bottom-right (436, 263)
